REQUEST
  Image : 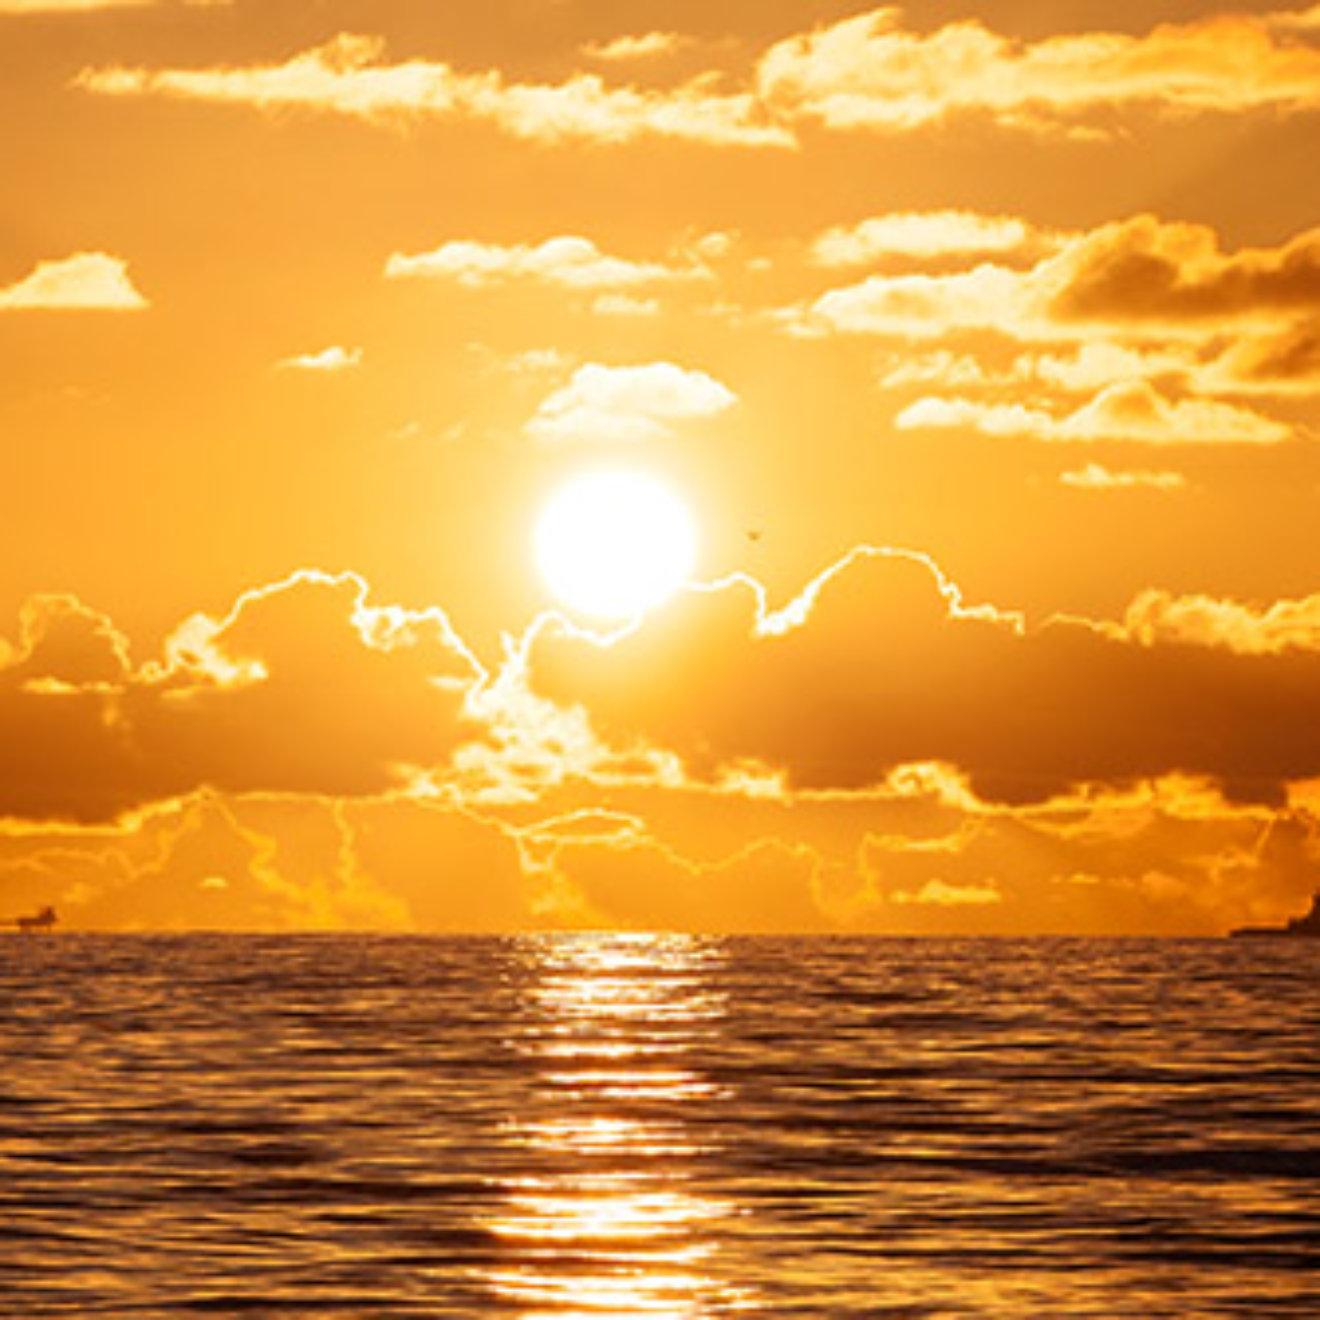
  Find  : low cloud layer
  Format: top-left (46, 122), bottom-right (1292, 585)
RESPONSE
top-left (0, 573), bottom-right (478, 823)
top-left (528, 549), bottom-right (1320, 806)
top-left (6, 560), bottom-right (1320, 933)
top-left (19, 555), bottom-right (1320, 828)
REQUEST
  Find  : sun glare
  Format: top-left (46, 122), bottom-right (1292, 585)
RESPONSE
top-left (535, 472), bottom-right (698, 620)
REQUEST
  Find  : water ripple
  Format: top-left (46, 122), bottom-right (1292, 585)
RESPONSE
top-left (0, 934), bottom-right (1317, 1315)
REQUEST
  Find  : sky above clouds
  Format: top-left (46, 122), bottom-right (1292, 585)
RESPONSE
top-left (4, 0), bottom-right (1320, 933)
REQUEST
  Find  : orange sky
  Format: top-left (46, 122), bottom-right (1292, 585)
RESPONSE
top-left (4, 0), bottom-right (1320, 933)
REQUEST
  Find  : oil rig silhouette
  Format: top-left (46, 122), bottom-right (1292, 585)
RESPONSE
top-left (1231, 890), bottom-right (1320, 938)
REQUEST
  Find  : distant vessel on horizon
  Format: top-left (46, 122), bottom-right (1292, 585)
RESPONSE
top-left (1231, 890), bottom-right (1320, 939)
top-left (2, 905), bottom-right (58, 933)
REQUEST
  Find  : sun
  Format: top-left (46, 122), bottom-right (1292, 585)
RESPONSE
top-left (535, 471), bottom-right (698, 620)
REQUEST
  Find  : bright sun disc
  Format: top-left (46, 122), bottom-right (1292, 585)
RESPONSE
top-left (535, 472), bottom-right (698, 620)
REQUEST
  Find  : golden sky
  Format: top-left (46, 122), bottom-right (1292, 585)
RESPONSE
top-left (5, 0), bottom-right (1320, 933)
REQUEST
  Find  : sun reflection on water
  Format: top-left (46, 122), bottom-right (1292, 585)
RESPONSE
top-left (486, 932), bottom-right (750, 1317)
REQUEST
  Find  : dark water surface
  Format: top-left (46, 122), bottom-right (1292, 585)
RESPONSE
top-left (1, 934), bottom-right (1317, 1317)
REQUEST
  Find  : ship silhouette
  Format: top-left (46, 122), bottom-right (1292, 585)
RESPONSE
top-left (1231, 890), bottom-right (1320, 938)
top-left (4, 905), bottom-right (57, 932)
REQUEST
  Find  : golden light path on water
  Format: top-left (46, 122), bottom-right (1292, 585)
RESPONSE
top-left (485, 932), bottom-right (753, 1317)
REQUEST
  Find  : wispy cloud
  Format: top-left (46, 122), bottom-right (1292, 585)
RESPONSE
top-left (889, 878), bottom-right (1002, 906)
top-left (527, 544), bottom-right (1320, 805)
top-left (582, 32), bottom-right (692, 63)
top-left (590, 293), bottom-right (660, 317)
top-left (274, 345), bottom-right (362, 373)
top-left (76, 33), bottom-right (794, 148)
top-left (384, 235), bottom-right (702, 290)
top-left (897, 382), bottom-right (1291, 445)
top-left (1060, 463), bottom-right (1187, 492)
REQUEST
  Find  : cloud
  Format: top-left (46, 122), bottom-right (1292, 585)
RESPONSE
top-left (1202, 323), bottom-right (1320, 395)
top-left (76, 33), bottom-right (794, 148)
top-left (0, 790), bottom-right (539, 932)
top-left (889, 877), bottom-right (1001, 906)
top-left (799, 262), bottom-right (1029, 338)
top-left (332, 796), bottom-right (535, 930)
top-left (4, 752), bottom-right (1310, 934)
top-left (8, 570), bottom-right (1320, 933)
top-left (1012, 343), bottom-right (1197, 393)
top-left (0, 252), bottom-right (147, 310)
top-left (836, 216), bottom-right (1320, 426)
top-left (0, 572), bottom-right (480, 823)
top-left (543, 834), bottom-right (828, 931)
top-left (1060, 463), bottom-right (1187, 492)
top-left (810, 211), bottom-right (1046, 267)
top-left (1269, 3), bottom-right (1320, 31)
top-left (849, 775), bottom-right (1311, 935)
top-left (499, 347), bottom-right (575, 376)
top-left (274, 345), bottom-right (362, 373)
top-left (0, 0), bottom-right (226, 11)
top-left (873, 349), bottom-right (992, 390)
top-left (896, 381), bottom-right (1291, 445)
top-left (384, 235), bottom-right (699, 290)
top-left (1122, 589), bottom-right (1320, 656)
top-left (893, 397), bottom-right (1048, 437)
top-left (525, 361), bottom-right (736, 443)
top-left (879, 334), bottom-right (1320, 411)
top-left (582, 32), bottom-right (691, 63)
top-left (1046, 214), bottom-right (1320, 327)
top-left (756, 5), bottom-right (1320, 136)
top-left (508, 806), bottom-right (831, 929)
top-left (797, 215), bottom-right (1320, 346)
top-left (875, 342), bottom-right (1201, 398)
top-left (590, 293), bottom-right (660, 317)
top-left (69, 9), bottom-right (1320, 152)
top-left (12, 564), bottom-right (1320, 932)
top-left (3, 595), bottom-right (133, 688)
top-left (526, 547), bottom-right (1320, 806)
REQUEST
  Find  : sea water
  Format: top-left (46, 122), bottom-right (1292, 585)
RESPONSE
top-left (1, 933), bottom-right (1317, 1317)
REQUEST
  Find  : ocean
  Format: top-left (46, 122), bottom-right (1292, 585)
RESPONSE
top-left (1, 933), bottom-right (1317, 1317)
